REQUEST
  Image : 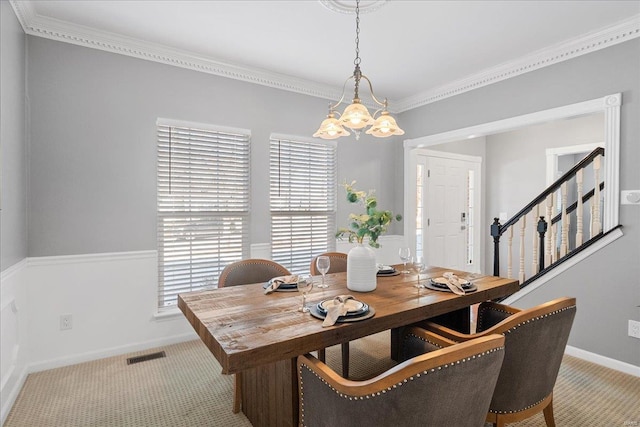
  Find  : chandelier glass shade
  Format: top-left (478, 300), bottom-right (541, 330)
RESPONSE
top-left (313, 0), bottom-right (403, 140)
top-left (313, 111), bottom-right (351, 139)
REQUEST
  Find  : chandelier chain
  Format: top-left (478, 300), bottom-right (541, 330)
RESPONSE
top-left (354, 0), bottom-right (361, 66)
top-left (313, 0), bottom-right (404, 139)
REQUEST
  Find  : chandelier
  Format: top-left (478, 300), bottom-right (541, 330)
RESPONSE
top-left (313, 0), bottom-right (404, 140)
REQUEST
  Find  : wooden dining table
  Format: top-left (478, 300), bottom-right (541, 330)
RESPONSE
top-left (178, 265), bottom-right (519, 427)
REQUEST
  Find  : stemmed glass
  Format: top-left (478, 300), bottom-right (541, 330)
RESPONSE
top-left (411, 256), bottom-right (427, 288)
top-left (399, 247), bottom-right (411, 274)
top-left (316, 256), bottom-right (330, 288)
top-left (297, 275), bottom-right (314, 313)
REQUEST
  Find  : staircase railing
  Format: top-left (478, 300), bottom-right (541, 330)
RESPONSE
top-left (491, 147), bottom-right (604, 284)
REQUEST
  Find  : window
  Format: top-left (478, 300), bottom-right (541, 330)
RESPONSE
top-left (157, 119), bottom-right (250, 310)
top-left (415, 163), bottom-right (425, 258)
top-left (269, 134), bottom-right (337, 274)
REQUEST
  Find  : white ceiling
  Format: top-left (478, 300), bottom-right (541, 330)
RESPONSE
top-left (12, 0), bottom-right (640, 111)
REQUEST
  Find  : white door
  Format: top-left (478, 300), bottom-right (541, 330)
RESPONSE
top-left (412, 151), bottom-right (481, 272)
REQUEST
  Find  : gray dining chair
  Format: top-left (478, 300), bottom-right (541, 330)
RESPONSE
top-left (218, 258), bottom-right (291, 414)
top-left (298, 328), bottom-right (506, 427)
top-left (418, 296), bottom-right (577, 427)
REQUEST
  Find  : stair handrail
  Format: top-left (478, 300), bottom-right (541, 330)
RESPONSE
top-left (497, 147), bottom-right (604, 233)
top-left (491, 146), bottom-right (604, 277)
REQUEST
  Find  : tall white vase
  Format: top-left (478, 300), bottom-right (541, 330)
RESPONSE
top-left (347, 243), bottom-right (377, 292)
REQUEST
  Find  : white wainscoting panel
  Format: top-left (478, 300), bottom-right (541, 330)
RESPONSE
top-left (25, 251), bottom-right (196, 373)
top-left (0, 259), bottom-right (29, 426)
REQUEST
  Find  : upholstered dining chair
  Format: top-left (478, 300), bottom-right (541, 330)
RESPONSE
top-left (297, 328), bottom-right (506, 427)
top-left (309, 252), bottom-right (351, 377)
top-left (217, 258), bottom-right (291, 414)
top-left (418, 296), bottom-right (577, 427)
top-left (309, 251), bottom-right (348, 276)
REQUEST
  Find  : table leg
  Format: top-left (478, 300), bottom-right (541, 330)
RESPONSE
top-left (240, 357), bottom-right (299, 427)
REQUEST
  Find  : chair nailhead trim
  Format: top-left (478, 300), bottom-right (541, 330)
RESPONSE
top-left (478, 306), bottom-right (513, 329)
top-left (489, 396), bottom-right (546, 414)
top-left (405, 332), bottom-right (446, 349)
top-left (297, 345), bottom-right (505, 416)
top-left (400, 332), bottom-right (445, 358)
top-left (504, 306), bottom-right (574, 334)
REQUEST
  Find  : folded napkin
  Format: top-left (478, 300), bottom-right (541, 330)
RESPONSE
top-left (264, 275), bottom-right (298, 294)
top-left (442, 272), bottom-right (466, 295)
top-left (322, 295), bottom-right (355, 327)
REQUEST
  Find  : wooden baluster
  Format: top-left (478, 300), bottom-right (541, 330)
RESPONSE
top-left (560, 182), bottom-right (568, 258)
top-left (566, 212), bottom-right (571, 252)
top-left (591, 155), bottom-right (602, 237)
top-left (576, 169), bottom-right (584, 246)
top-left (519, 215), bottom-right (526, 283)
top-left (531, 205), bottom-right (539, 274)
top-left (551, 218), bottom-right (558, 263)
top-left (507, 225), bottom-right (514, 279)
top-left (545, 194), bottom-right (554, 266)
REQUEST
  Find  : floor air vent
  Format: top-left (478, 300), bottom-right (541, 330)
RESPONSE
top-left (127, 351), bottom-right (166, 365)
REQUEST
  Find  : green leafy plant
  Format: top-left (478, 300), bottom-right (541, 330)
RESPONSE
top-left (336, 181), bottom-right (402, 248)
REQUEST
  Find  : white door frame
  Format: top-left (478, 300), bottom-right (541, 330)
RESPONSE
top-left (545, 142), bottom-right (604, 186)
top-left (404, 94), bottom-right (621, 270)
top-left (414, 150), bottom-right (482, 272)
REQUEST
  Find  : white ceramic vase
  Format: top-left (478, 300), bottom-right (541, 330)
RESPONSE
top-left (347, 243), bottom-right (377, 292)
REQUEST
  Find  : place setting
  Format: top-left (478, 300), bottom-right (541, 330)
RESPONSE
top-left (263, 275), bottom-right (300, 293)
top-left (421, 271), bottom-right (477, 295)
top-left (309, 295), bottom-right (375, 326)
top-left (376, 263), bottom-right (400, 277)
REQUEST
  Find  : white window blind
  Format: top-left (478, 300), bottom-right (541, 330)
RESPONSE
top-left (269, 135), bottom-right (337, 274)
top-left (157, 120), bottom-right (250, 310)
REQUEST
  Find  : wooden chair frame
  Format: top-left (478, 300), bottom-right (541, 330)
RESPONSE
top-left (421, 296), bottom-right (576, 427)
top-left (298, 331), bottom-right (505, 427)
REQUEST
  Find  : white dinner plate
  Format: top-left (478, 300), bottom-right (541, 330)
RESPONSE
top-left (318, 299), bottom-right (366, 314)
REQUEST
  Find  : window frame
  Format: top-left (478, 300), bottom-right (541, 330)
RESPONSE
top-left (156, 118), bottom-right (251, 311)
top-left (269, 133), bottom-right (337, 274)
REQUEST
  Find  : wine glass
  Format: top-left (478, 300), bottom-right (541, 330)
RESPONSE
top-left (398, 247), bottom-right (411, 273)
top-left (297, 275), bottom-right (314, 312)
top-left (316, 256), bottom-right (330, 288)
top-left (411, 256), bottom-right (427, 288)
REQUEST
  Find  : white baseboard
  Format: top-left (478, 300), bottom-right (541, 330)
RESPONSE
top-left (566, 345), bottom-right (640, 377)
top-left (0, 365), bottom-right (28, 426)
top-left (27, 332), bottom-right (196, 374)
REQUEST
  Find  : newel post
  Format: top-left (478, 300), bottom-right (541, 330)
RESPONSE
top-left (491, 218), bottom-right (501, 276)
top-left (537, 216), bottom-right (548, 271)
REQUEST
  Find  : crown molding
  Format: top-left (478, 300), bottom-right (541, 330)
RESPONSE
top-left (394, 14), bottom-right (640, 112)
top-left (8, 0), bottom-right (343, 103)
top-left (9, 1), bottom-right (640, 113)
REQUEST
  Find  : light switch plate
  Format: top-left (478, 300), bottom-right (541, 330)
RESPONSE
top-left (621, 190), bottom-right (640, 205)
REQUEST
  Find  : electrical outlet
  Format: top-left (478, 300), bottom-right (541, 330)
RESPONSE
top-left (60, 314), bottom-right (73, 330)
top-left (629, 320), bottom-right (640, 339)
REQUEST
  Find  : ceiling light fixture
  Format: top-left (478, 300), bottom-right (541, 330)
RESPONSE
top-left (313, 0), bottom-right (403, 140)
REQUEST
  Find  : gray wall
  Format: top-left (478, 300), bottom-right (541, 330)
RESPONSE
top-left (400, 38), bottom-right (640, 366)
top-left (0, 1), bottom-right (27, 271)
top-left (26, 36), bottom-right (402, 257)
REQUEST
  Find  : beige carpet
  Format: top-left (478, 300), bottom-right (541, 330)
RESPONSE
top-left (5, 331), bottom-right (639, 426)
